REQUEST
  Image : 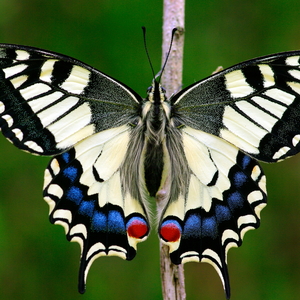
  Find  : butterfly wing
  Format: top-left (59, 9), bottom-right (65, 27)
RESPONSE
top-left (44, 125), bottom-right (149, 293)
top-left (0, 44), bottom-right (150, 292)
top-left (159, 128), bottom-right (266, 298)
top-left (173, 51), bottom-right (300, 162)
top-left (159, 51), bottom-right (300, 298)
top-left (0, 43), bottom-right (142, 154)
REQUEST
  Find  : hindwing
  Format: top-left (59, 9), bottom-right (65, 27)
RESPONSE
top-left (159, 127), bottom-right (266, 298)
top-left (43, 125), bottom-right (149, 293)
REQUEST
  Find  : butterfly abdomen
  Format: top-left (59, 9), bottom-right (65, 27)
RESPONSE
top-left (144, 140), bottom-right (164, 197)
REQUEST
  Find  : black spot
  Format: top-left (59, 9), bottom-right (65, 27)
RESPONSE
top-left (93, 166), bottom-right (104, 182)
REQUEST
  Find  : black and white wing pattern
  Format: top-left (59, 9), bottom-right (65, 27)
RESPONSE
top-left (0, 44), bottom-right (150, 293)
top-left (1, 43), bottom-right (300, 299)
top-left (158, 52), bottom-right (300, 298)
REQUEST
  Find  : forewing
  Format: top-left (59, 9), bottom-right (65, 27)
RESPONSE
top-left (159, 127), bottom-right (266, 299)
top-left (43, 125), bottom-right (149, 293)
top-left (0, 44), bottom-right (142, 155)
top-left (172, 51), bottom-right (300, 162)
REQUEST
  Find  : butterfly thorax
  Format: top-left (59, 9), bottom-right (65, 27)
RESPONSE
top-left (143, 81), bottom-right (169, 141)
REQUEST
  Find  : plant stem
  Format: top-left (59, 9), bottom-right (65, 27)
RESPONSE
top-left (158, 1), bottom-right (186, 299)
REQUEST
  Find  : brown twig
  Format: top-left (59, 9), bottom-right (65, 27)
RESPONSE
top-left (157, 1), bottom-right (186, 299)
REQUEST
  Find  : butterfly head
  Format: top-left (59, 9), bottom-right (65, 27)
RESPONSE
top-left (142, 27), bottom-right (176, 106)
top-left (147, 80), bottom-right (167, 104)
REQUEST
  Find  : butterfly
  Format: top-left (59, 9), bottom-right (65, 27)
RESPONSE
top-left (1, 43), bottom-right (300, 299)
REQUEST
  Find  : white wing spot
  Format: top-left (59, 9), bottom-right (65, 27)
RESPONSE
top-left (83, 244), bottom-right (108, 283)
top-left (180, 251), bottom-right (200, 264)
top-left (40, 59), bottom-right (58, 83)
top-left (37, 96), bottom-right (79, 128)
top-left (10, 75), bottom-right (28, 89)
top-left (224, 241), bottom-right (239, 257)
top-left (28, 91), bottom-right (64, 113)
top-left (46, 102), bottom-right (92, 143)
top-left (43, 169), bottom-right (53, 191)
top-left (285, 56), bottom-right (300, 66)
top-left (201, 249), bottom-right (222, 267)
top-left (2, 114), bottom-right (13, 127)
top-left (53, 209), bottom-right (72, 224)
top-left (19, 83), bottom-right (52, 100)
top-left (250, 165), bottom-right (262, 181)
top-left (56, 124), bottom-right (95, 150)
top-left (263, 88), bottom-right (295, 106)
top-left (3, 64), bottom-right (28, 79)
top-left (70, 224), bottom-right (87, 239)
top-left (221, 229), bottom-right (239, 246)
top-left (238, 215), bottom-right (256, 239)
top-left (108, 245), bottom-right (128, 255)
top-left (0, 101), bottom-right (5, 113)
top-left (12, 128), bottom-right (23, 141)
top-left (54, 220), bottom-right (70, 235)
top-left (252, 96), bottom-right (287, 119)
top-left (86, 243), bottom-right (106, 261)
top-left (70, 236), bottom-right (84, 254)
top-left (258, 175), bottom-right (267, 194)
top-left (247, 190), bottom-right (264, 204)
top-left (50, 158), bottom-right (60, 176)
top-left (288, 69), bottom-right (300, 81)
top-left (258, 64), bottom-right (275, 88)
top-left (235, 100), bottom-right (278, 132)
top-left (287, 81), bottom-right (300, 95)
top-left (24, 140), bottom-right (44, 153)
top-left (292, 134), bottom-right (300, 147)
top-left (15, 50), bottom-right (30, 61)
top-left (240, 224), bottom-right (255, 240)
top-left (221, 106), bottom-right (267, 153)
top-left (60, 65), bottom-right (91, 94)
top-left (254, 202), bottom-right (267, 219)
top-left (47, 183), bottom-right (64, 199)
top-left (225, 69), bottom-right (255, 98)
top-left (201, 249), bottom-right (224, 285)
top-left (272, 146), bottom-right (291, 160)
top-left (44, 195), bottom-right (55, 214)
top-left (237, 214), bottom-right (256, 229)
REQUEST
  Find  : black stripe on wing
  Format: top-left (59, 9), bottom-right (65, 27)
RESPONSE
top-left (171, 52), bottom-right (300, 163)
top-left (0, 44), bottom-right (142, 155)
top-left (159, 151), bottom-right (266, 299)
top-left (43, 147), bottom-right (149, 293)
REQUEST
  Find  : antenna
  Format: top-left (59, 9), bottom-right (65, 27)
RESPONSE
top-left (159, 28), bottom-right (177, 82)
top-left (142, 27), bottom-right (156, 80)
top-left (142, 27), bottom-right (177, 82)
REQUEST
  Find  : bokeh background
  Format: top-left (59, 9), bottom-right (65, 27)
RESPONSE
top-left (0, 0), bottom-right (300, 299)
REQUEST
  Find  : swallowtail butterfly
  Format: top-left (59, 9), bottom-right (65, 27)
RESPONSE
top-left (1, 43), bottom-right (300, 299)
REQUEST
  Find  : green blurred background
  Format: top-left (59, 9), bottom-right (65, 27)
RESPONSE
top-left (0, 0), bottom-right (300, 299)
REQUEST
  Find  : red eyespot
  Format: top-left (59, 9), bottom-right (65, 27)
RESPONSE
top-left (127, 217), bottom-right (149, 239)
top-left (160, 220), bottom-right (182, 242)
